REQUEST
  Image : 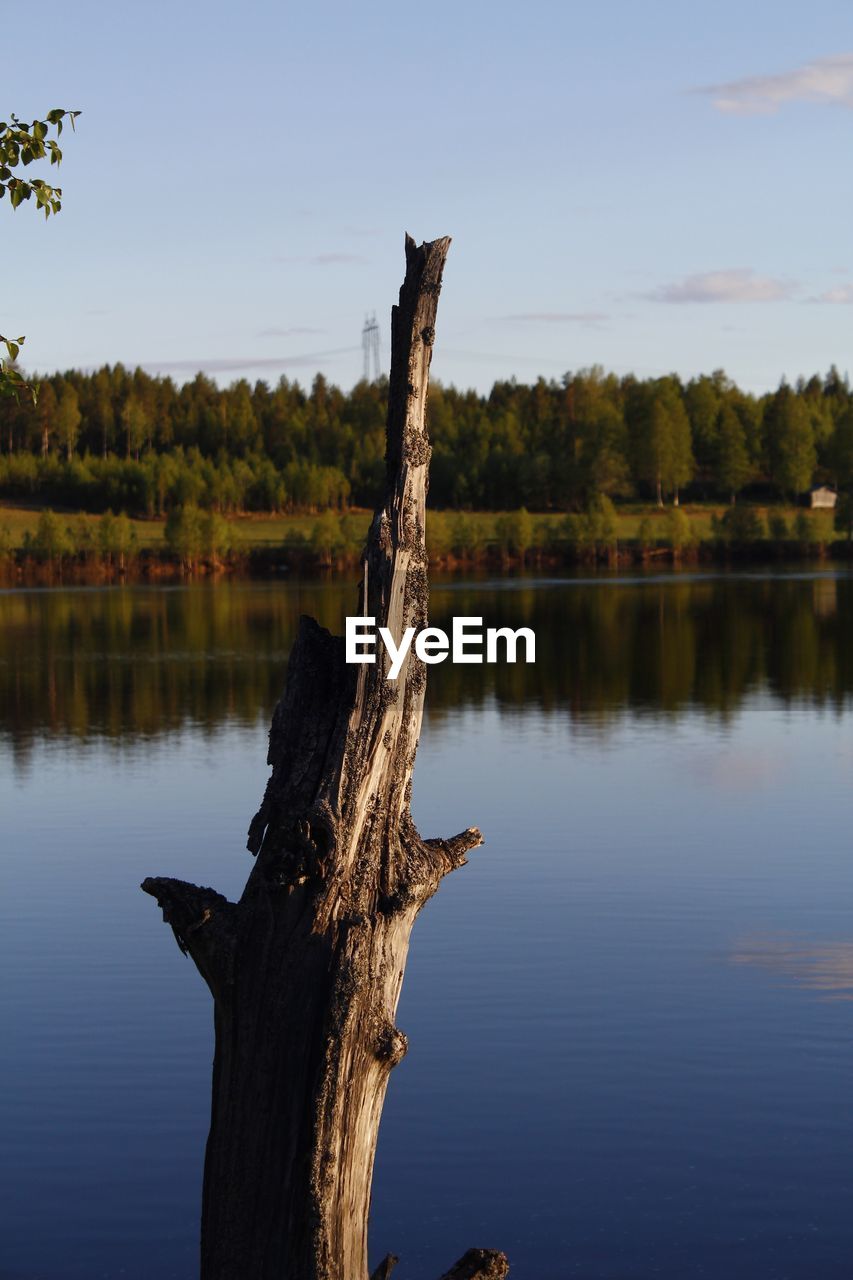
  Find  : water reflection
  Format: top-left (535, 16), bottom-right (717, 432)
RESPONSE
top-left (732, 936), bottom-right (853, 1000)
top-left (4, 570), bottom-right (853, 1280)
top-left (2, 570), bottom-right (853, 765)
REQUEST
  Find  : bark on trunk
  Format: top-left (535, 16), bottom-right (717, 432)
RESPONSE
top-left (142, 235), bottom-right (508, 1280)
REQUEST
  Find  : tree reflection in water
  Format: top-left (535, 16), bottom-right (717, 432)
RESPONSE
top-left (2, 571), bottom-right (852, 767)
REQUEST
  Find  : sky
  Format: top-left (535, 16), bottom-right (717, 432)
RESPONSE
top-left (5, 0), bottom-right (853, 395)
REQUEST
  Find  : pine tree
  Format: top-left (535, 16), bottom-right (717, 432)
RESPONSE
top-left (715, 403), bottom-right (751, 502)
top-left (766, 385), bottom-right (816, 497)
top-left (56, 385), bottom-right (81, 459)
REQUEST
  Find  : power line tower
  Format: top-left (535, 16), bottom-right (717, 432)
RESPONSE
top-left (362, 312), bottom-right (380, 382)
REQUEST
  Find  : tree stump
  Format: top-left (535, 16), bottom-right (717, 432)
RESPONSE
top-left (142, 236), bottom-right (508, 1280)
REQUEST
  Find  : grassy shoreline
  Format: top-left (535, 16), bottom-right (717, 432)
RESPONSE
top-left (0, 499), bottom-right (837, 547)
top-left (0, 500), bottom-right (847, 587)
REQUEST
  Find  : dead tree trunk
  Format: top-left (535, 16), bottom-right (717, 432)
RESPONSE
top-left (142, 236), bottom-right (508, 1280)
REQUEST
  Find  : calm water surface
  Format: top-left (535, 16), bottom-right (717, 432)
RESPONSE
top-left (2, 571), bottom-right (853, 1279)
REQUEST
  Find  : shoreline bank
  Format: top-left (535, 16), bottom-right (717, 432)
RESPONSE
top-left (1, 538), bottom-right (850, 588)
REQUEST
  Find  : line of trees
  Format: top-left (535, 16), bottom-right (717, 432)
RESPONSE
top-left (0, 449), bottom-right (351, 516)
top-left (5, 504), bottom-right (236, 574)
top-left (1, 363), bottom-right (851, 514)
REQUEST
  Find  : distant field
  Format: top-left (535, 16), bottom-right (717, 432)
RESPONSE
top-left (0, 506), bottom-right (373, 550)
top-left (0, 505), bottom-right (163, 548)
top-left (0, 501), bottom-right (832, 550)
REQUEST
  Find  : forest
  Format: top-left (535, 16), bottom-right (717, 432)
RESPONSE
top-left (0, 363), bottom-right (851, 517)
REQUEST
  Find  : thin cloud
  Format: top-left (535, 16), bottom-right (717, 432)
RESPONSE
top-left (312, 252), bottom-right (366, 266)
top-left (497, 311), bottom-right (608, 327)
top-left (439, 347), bottom-right (574, 369)
top-left (272, 253), bottom-right (367, 266)
top-left (809, 285), bottom-right (853, 304)
top-left (140, 346), bottom-right (359, 375)
top-left (256, 325), bottom-right (325, 338)
top-left (699, 52), bottom-right (853, 115)
top-left (647, 269), bottom-right (796, 304)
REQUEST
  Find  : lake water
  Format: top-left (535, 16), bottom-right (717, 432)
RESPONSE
top-left (2, 571), bottom-right (853, 1279)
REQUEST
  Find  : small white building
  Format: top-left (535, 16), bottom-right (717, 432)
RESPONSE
top-left (809, 485), bottom-right (837, 510)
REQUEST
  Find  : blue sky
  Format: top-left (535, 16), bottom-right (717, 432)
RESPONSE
top-left (5, 0), bottom-right (853, 394)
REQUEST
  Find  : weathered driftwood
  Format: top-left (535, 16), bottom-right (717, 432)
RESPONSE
top-left (142, 236), bottom-right (508, 1280)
